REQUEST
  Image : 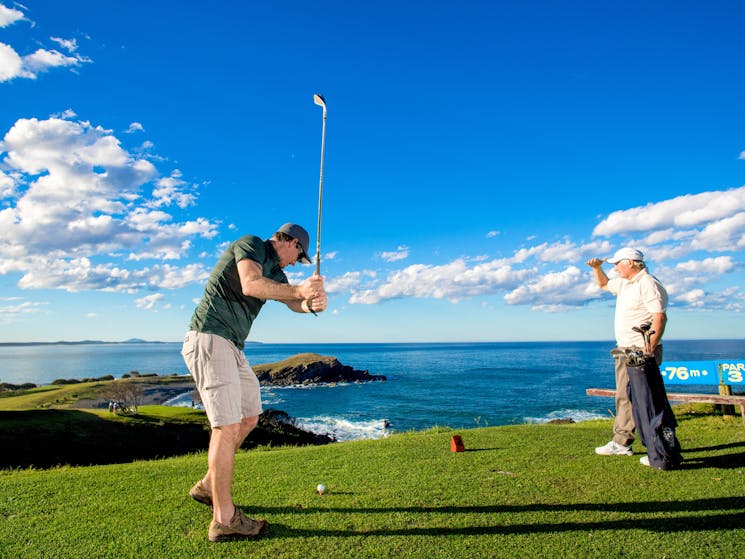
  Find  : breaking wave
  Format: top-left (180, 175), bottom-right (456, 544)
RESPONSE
top-left (295, 416), bottom-right (391, 442)
top-left (523, 408), bottom-right (609, 424)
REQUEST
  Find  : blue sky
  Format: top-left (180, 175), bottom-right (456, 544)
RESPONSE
top-left (1, 0), bottom-right (744, 343)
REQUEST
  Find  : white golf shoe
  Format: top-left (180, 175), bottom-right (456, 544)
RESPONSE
top-left (595, 441), bottom-right (633, 456)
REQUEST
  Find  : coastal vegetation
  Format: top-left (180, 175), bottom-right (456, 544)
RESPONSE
top-left (0, 410), bottom-right (743, 558)
top-left (0, 353), bottom-right (385, 468)
top-left (0, 374), bottom-right (332, 469)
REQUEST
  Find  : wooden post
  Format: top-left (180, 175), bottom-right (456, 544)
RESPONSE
top-left (719, 383), bottom-right (735, 418)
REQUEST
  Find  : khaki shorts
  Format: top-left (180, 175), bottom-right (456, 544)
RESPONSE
top-left (181, 331), bottom-right (262, 428)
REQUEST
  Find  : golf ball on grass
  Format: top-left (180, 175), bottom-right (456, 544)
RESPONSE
top-left (316, 484), bottom-right (325, 494)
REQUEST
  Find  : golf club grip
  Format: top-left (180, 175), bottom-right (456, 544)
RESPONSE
top-left (312, 262), bottom-right (319, 316)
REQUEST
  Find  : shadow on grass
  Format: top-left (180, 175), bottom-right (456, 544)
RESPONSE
top-left (248, 496), bottom-right (745, 516)
top-left (683, 440), bottom-right (745, 453)
top-left (675, 440), bottom-right (745, 470)
top-left (678, 451), bottom-right (745, 469)
top-left (265, 513), bottom-right (745, 537)
top-left (247, 497), bottom-right (745, 537)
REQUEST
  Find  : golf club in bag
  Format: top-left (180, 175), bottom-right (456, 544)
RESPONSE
top-left (625, 322), bottom-right (682, 470)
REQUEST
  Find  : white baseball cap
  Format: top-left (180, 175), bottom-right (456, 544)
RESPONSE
top-left (607, 247), bottom-right (644, 264)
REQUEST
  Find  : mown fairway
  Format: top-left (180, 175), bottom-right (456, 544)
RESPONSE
top-left (1, 410), bottom-right (743, 559)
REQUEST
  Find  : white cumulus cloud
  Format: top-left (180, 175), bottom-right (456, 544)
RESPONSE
top-left (0, 5), bottom-right (91, 83)
top-left (0, 42), bottom-right (23, 81)
top-left (593, 186), bottom-right (745, 237)
top-left (503, 266), bottom-right (600, 309)
top-left (50, 37), bottom-right (78, 53)
top-left (126, 122), bottom-right (145, 134)
top-left (0, 115), bottom-right (218, 294)
top-left (348, 258), bottom-right (532, 305)
top-left (135, 293), bottom-right (164, 310)
top-left (380, 245), bottom-right (409, 262)
top-left (0, 4), bottom-right (24, 27)
top-left (332, 184), bottom-right (745, 314)
top-left (0, 299), bottom-right (48, 322)
top-left (690, 212), bottom-right (745, 252)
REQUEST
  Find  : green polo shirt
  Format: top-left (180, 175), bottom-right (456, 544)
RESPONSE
top-left (189, 235), bottom-right (288, 349)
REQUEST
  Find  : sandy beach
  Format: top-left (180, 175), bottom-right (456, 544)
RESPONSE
top-left (72, 378), bottom-right (196, 409)
top-left (141, 380), bottom-right (196, 405)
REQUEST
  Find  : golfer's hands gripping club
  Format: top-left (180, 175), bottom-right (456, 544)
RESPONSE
top-left (299, 274), bottom-right (327, 316)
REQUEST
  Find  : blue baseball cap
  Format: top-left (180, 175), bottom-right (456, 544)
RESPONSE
top-left (278, 223), bottom-right (312, 264)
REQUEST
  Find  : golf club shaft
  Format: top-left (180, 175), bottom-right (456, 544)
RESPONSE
top-left (314, 94), bottom-right (327, 277)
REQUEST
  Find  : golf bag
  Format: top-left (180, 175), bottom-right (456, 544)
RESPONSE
top-left (626, 355), bottom-right (683, 470)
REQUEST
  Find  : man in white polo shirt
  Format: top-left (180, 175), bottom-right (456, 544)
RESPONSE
top-left (586, 247), bottom-right (668, 457)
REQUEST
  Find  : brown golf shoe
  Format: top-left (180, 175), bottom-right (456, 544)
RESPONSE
top-left (189, 480), bottom-right (212, 508)
top-left (208, 508), bottom-right (268, 542)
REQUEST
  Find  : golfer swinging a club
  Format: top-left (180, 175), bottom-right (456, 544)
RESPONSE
top-left (181, 223), bottom-right (327, 542)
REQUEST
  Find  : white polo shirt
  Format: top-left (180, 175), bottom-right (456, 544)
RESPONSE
top-left (606, 269), bottom-right (668, 348)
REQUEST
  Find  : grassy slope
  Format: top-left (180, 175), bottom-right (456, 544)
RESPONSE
top-left (0, 380), bottom-right (330, 469)
top-left (1, 412), bottom-right (743, 559)
top-left (0, 382), bottom-right (105, 410)
top-left (0, 376), bottom-right (191, 411)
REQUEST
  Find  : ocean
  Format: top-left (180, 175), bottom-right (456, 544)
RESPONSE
top-left (2, 340), bottom-right (743, 441)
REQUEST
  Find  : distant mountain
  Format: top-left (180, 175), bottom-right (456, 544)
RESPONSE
top-left (0, 339), bottom-right (166, 347)
top-left (0, 339), bottom-right (263, 347)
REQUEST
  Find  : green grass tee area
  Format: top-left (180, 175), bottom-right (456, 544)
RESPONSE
top-left (1, 408), bottom-right (743, 559)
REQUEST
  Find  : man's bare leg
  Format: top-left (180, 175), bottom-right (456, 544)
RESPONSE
top-left (199, 415), bottom-right (260, 523)
top-left (208, 423), bottom-right (240, 524)
top-left (236, 415), bottom-right (259, 450)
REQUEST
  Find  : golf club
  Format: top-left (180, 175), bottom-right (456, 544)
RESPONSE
top-left (632, 322), bottom-right (654, 355)
top-left (313, 93), bottom-right (327, 277)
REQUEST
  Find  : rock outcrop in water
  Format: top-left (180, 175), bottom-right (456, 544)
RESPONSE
top-left (253, 353), bottom-right (386, 386)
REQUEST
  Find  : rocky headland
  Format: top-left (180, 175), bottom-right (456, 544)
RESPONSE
top-left (253, 353), bottom-right (387, 386)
